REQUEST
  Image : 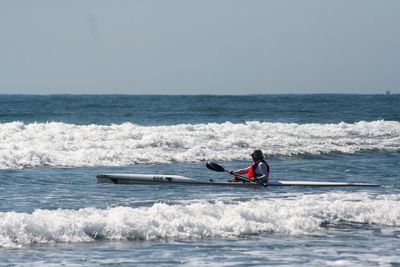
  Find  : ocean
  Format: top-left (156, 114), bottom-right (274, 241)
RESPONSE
top-left (0, 94), bottom-right (399, 266)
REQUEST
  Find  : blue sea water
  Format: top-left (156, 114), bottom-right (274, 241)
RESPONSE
top-left (0, 94), bottom-right (399, 266)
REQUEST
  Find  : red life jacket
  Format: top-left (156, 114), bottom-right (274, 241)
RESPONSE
top-left (247, 160), bottom-right (270, 180)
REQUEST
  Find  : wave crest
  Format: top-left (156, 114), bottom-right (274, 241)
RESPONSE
top-left (1, 192), bottom-right (399, 247)
top-left (0, 120), bottom-right (399, 169)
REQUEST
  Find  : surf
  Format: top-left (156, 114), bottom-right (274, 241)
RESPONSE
top-left (0, 120), bottom-right (399, 169)
top-left (1, 192), bottom-right (400, 248)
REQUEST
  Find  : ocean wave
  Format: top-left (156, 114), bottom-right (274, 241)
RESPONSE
top-left (0, 120), bottom-right (399, 169)
top-left (1, 192), bottom-right (399, 248)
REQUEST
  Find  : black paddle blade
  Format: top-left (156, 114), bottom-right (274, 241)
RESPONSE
top-left (206, 160), bottom-right (225, 172)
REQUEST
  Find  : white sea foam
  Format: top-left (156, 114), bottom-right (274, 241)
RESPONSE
top-left (1, 192), bottom-right (400, 247)
top-left (0, 120), bottom-right (399, 169)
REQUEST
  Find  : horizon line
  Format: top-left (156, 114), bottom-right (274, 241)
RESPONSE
top-left (0, 92), bottom-right (398, 96)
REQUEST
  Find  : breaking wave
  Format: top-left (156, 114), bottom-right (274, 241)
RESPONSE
top-left (1, 192), bottom-right (400, 248)
top-left (0, 120), bottom-right (399, 169)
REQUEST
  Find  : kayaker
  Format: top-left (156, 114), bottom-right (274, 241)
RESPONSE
top-left (229, 149), bottom-right (270, 184)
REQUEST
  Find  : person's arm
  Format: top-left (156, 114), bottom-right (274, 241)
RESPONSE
top-left (231, 167), bottom-right (249, 175)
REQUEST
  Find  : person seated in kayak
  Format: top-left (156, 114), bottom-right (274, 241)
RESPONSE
top-left (229, 149), bottom-right (270, 184)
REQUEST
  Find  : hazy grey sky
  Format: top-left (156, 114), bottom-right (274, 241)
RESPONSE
top-left (0, 0), bottom-right (399, 94)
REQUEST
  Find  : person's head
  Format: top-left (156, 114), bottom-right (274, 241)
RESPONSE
top-left (251, 149), bottom-right (264, 162)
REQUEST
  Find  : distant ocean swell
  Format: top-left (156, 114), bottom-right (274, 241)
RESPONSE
top-left (1, 192), bottom-right (399, 248)
top-left (0, 120), bottom-right (399, 169)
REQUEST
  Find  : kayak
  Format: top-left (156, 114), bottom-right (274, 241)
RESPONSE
top-left (96, 173), bottom-right (380, 187)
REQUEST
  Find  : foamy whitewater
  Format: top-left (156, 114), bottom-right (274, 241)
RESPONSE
top-left (0, 120), bottom-right (399, 169)
top-left (1, 192), bottom-right (400, 248)
top-left (1, 95), bottom-right (399, 266)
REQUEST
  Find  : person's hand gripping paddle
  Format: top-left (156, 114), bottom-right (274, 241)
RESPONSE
top-left (206, 160), bottom-right (264, 185)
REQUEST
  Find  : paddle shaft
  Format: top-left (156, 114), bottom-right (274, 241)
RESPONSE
top-left (227, 170), bottom-right (253, 183)
top-left (206, 160), bottom-right (265, 185)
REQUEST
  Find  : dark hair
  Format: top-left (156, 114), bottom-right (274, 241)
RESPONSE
top-left (251, 150), bottom-right (263, 160)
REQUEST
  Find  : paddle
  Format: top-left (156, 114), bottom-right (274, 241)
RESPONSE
top-left (206, 160), bottom-right (257, 184)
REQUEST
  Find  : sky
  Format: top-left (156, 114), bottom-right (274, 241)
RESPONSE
top-left (0, 0), bottom-right (399, 94)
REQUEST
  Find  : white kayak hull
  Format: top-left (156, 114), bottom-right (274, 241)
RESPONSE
top-left (96, 173), bottom-right (379, 187)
